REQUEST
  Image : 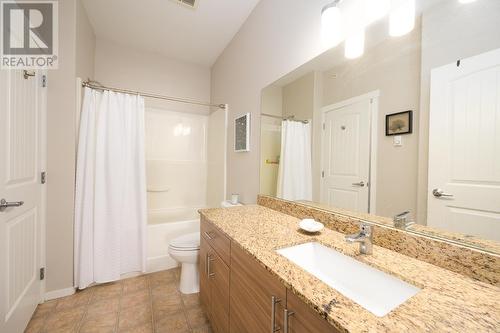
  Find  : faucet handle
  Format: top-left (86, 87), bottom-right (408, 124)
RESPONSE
top-left (359, 223), bottom-right (372, 237)
top-left (393, 211), bottom-right (413, 229)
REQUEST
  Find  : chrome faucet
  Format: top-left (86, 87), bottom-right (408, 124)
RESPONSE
top-left (393, 211), bottom-right (414, 229)
top-left (345, 223), bottom-right (373, 255)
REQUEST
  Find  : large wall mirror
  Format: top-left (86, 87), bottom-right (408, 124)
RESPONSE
top-left (259, 0), bottom-right (500, 252)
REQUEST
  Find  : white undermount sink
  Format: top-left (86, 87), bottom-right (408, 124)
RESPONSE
top-left (276, 242), bottom-right (420, 317)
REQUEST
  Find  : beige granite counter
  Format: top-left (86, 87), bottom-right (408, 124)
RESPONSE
top-left (199, 205), bottom-right (500, 333)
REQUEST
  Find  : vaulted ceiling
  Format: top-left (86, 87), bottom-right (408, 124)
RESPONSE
top-left (82, 0), bottom-right (260, 66)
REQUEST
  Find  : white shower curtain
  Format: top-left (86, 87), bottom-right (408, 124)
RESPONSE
top-left (277, 120), bottom-right (313, 201)
top-left (75, 87), bottom-right (147, 289)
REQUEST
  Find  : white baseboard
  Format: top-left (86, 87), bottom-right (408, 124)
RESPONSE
top-left (147, 255), bottom-right (179, 274)
top-left (44, 287), bottom-right (75, 301)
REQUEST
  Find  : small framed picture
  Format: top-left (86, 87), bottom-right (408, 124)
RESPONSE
top-left (234, 113), bottom-right (250, 152)
top-left (386, 110), bottom-right (413, 136)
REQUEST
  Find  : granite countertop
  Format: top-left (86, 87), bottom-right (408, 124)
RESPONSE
top-left (199, 205), bottom-right (500, 333)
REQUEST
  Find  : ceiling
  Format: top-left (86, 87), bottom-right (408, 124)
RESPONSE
top-left (82, 0), bottom-right (260, 67)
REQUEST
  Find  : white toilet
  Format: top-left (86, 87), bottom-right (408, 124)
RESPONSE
top-left (168, 232), bottom-right (200, 294)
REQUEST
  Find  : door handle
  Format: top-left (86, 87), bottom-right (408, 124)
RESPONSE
top-left (0, 199), bottom-right (24, 212)
top-left (352, 181), bottom-right (365, 187)
top-left (283, 309), bottom-right (295, 333)
top-left (271, 296), bottom-right (281, 332)
top-left (432, 188), bottom-right (453, 198)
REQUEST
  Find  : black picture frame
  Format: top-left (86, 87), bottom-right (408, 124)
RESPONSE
top-left (385, 110), bottom-right (413, 136)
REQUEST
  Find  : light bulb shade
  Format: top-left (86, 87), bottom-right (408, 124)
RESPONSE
top-left (345, 30), bottom-right (365, 59)
top-left (321, 5), bottom-right (342, 46)
top-left (389, 0), bottom-right (415, 37)
top-left (365, 0), bottom-right (391, 22)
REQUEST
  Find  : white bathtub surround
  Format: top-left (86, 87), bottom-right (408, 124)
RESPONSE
top-left (74, 88), bottom-right (147, 289)
top-left (277, 120), bottom-right (313, 201)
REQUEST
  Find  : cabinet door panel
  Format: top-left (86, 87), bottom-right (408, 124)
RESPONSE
top-left (286, 290), bottom-right (340, 333)
top-left (230, 243), bottom-right (286, 333)
top-left (211, 252), bottom-right (230, 333)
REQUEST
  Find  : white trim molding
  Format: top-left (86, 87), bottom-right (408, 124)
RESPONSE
top-left (44, 287), bottom-right (76, 301)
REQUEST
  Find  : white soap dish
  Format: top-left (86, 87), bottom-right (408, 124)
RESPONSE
top-left (299, 219), bottom-right (324, 233)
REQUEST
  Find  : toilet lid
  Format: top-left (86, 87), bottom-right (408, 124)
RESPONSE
top-left (169, 232), bottom-right (200, 250)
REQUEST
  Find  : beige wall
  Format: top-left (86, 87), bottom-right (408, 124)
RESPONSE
top-left (416, 0), bottom-right (500, 223)
top-left (94, 39), bottom-right (211, 114)
top-left (261, 85), bottom-right (282, 117)
top-left (321, 20), bottom-right (421, 218)
top-left (212, 0), bottom-right (332, 203)
top-left (282, 72), bottom-right (315, 121)
top-left (46, 0), bottom-right (95, 293)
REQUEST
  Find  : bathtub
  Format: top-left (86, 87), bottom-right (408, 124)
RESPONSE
top-left (147, 207), bottom-right (203, 273)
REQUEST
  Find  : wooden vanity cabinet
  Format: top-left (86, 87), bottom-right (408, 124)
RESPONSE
top-left (285, 290), bottom-right (340, 333)
top-left (200, 217), bottom-right (338, 333)
top-left (229, 243), bottom-right (286, 333)
top-left (200, 232), bottom-right (230, 333)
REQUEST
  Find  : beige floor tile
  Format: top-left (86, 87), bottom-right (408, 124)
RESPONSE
top-left (181, 293), bottom-right (200, 309)
top-left (148, 270), bottom-right (177, 288)
top-left (32, 300), bottom-right (58, 319)
top-left (86, 297), bottom-right (121, 316)
top-left (155, 312), bottom-right (189, 333)
top-left (118, 303), bottom-right (152, 330)
top-left (120, 289), bottom-right (150, 309)
top-left (123, 276), bottom-right (149, 294)
top-left (152, 294), bottom-right (183, 316)
top-left (117, 322), bottom-right (154, 333)
top-left (151, 283), bottom-right (180, 300)
top-left (42, 306), bottom-right (85, 332)
top-left (24, 316), bottom-right (45, 333)
top-left (79, 311), bottom-right (118, 333)
top-left (91, 282), bottom-right (123, 302)
top-left (185, 306), bottom-right (208, 328)
top-left (56, 289), bottom-right (92, 310)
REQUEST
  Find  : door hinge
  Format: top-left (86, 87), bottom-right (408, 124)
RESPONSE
top-left (42, 75), bottom-right (47, 87)
top-left (39, 267), bottom-right (45, 280)
top-left (41, 171), bottom-right (46, 184)
top-left (321, 171), bottom-right (325, 178)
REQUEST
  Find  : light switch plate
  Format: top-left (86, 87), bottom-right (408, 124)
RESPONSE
top-left (393, 135), bottom-right (402, 147)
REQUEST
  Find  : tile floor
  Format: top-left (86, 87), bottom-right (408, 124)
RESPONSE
top-left (25, 268), bottom-right (211, 333)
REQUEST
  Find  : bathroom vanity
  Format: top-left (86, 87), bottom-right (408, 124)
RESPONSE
top-left (199, 205), bottom-right (499, 333)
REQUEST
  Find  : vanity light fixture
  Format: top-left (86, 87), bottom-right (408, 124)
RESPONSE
top-left (345, 29), bottom-right (365, 59)
top-left (389, 0), bottom-right (416, 37)
top-left (321, 0), bottom-right (343, 46)
top-left (365, 0), bottom-right (391, 21)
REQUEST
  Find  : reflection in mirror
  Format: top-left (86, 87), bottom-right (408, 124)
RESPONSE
top-left (259, 0), bottom-right (500, 248)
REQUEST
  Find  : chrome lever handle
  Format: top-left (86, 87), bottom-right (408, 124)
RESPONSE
top-left (0, 199), bottom-right (24, 212)
top-left (271, 296), bottom-right (281, 332)
top-left (207, 255), bottom-right (215, 278)
top-left (432, 188), bottom-right (453, 198)
top-left (352, 181), bottom-right (365, 187)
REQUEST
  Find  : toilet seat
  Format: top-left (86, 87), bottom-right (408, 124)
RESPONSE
top-left (169, 232), bottom-right (200, 251)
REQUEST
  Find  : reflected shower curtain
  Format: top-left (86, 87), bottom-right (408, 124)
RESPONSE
top-left (75, 87), bottom-right (147, 289)
top-left (277, 120), bottom-right (313, 201)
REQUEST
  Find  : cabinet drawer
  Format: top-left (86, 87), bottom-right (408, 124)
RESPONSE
top-left (285, 290), bottom-right (340, 333)
top-left (201, 217), bottom-right (231, 266)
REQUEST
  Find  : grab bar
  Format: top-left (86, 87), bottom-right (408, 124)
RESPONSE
top-left (147, 188), bottom-right (170, 193)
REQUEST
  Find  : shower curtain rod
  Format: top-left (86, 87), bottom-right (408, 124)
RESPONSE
top-left (82, 79), bottom-right (226, 109)
top-left (261, 112), bottom-right (309, 124)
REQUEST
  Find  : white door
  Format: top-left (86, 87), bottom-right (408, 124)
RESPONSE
top-left (428, 48), bottom-right (500, 241)
top-left (321, 96), bottom-right (372, 213)
top-left (0, 69), bottom-right (46, 333)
